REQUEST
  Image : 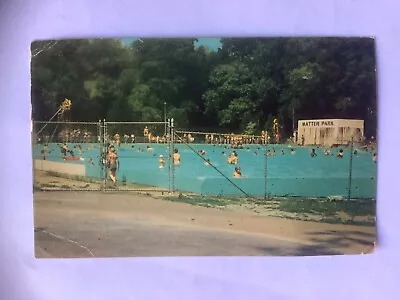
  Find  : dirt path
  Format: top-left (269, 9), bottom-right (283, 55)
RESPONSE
top-left (34, 191), bottom-right (376, 258)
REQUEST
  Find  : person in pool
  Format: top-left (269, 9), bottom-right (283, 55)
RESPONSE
top-left (204, 159), bottom-right (211, 166)
top-left (199, 149), bottom-right (206, 156)
top-left (227, 151), bottom-right (238, 164)
top-left (173, 149), bottom-right (180, 166)
top-left (311, 148), bottom-right (317, 158)
top-left (233, 166), bottom-right (242, 178)
top-left (373, 152), bottom-right (377, 163)
top-left (290, 148), bottom-right (296, 155)
top-left (61, 143), bottom-right (68, 159)
top-left (337, 149), bottom-right (344, 158)
top-left (324, 148), bottom-right (331, 156)
top-left (159, 155), bottom-right (165, 168)
top-left (107, 145), bottom-right (119, 183)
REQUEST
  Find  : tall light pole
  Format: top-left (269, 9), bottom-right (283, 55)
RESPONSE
top-left (164, 102), bottom-right (167, 137)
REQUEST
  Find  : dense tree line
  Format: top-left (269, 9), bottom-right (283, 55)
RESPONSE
top-left (31, 37), bottom-right (377, 138)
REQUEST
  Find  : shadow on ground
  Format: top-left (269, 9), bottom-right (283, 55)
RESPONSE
top-left (257, 230), bottom-right (376, 256)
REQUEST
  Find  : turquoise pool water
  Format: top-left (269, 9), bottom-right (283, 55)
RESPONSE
top-left (32, 143), bottom-right (377, 198)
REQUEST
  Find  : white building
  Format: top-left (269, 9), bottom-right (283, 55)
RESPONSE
top-left (297, 119), bottom-right (364, 146)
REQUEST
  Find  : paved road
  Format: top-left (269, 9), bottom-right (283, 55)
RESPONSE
top-left (34, 191), bottom-right (364, 258)
top-left (35, 216), bottom-right (340, 258)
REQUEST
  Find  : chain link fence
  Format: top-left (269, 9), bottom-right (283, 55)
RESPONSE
top-left (31, 120), bottom-right (377, 225)
top-left (32, 121), bottom-right (103, 191)
top-left (32, 121), bottom-right (377, 200)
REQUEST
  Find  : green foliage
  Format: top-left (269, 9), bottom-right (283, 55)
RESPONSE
top-left (31, 37), bottom-right (377, 137)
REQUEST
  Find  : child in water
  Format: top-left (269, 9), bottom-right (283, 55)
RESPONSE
top-left (159, 155), bottom-right (165, 168)
top-left (337, 149), bottom-right (344, 158)
top-left (233, 166), bottom-right (242, 178)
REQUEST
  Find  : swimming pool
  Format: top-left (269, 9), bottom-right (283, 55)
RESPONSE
top-left (32, 143), bottom-right (377, 199)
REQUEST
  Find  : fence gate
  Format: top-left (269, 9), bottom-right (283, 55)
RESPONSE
top-left (32, 121), bottom-right (103, 191)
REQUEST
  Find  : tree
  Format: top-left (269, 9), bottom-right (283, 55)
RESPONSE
top-left (31, 37), bottom-right (377, 138)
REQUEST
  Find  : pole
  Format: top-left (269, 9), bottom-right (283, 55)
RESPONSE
top-left (36, 107), bottom-right (62, 136)
top-left (347, 137), bottom-right (354, 201)
top-left (292, 107), bottom-right (295, 136)
top-left (264, 141), bottom-right (268, 200)
top-left (164, 102), bottom-right (167, 137)
top-left (170, 118), bottom-right (175, 192)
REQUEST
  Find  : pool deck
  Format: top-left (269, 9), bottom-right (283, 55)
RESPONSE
top-left (34, 191), bottom-right (376, 258)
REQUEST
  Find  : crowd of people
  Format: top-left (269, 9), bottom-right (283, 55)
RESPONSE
top-left (35, 125), bottom-right (377, 185)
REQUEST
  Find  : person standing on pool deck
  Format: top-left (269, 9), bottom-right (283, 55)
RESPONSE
top-left (107, 145), bottom-right (119, 183)
top-left (173, 149), bottom-right (180, 166)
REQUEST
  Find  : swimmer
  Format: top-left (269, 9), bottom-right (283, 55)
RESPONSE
top-left (281, 149), bottom-right (285, 155)
top-left (233, 166), bottom-right (242, 178)
top-left (290, 148), bottom-right (296, 155)
top-left (227, 151), bottom-right (238, 164)
top-left (199, 149), bottom-right (206, 156)
top-left (324, 148), bottom-right (331, 156)
top-left (159, 155), bottom-right (165, 168)
top-left (311, 148), bottom-right (317, 158)
top-left (373, 152), bottom-right (377, 163)
top-left (353, 149), bottom-right (358, 155)
top-left (204, 159), bottom-right (211, 166)
top-left (272, 148), bottom-right (276, 156)
top-left (146, 145), bottom-right (154, 152)
top-left (61, 143), bottom-right (68, 159)
top-left (173, 149), bottom-right (180, 166)
top-left (337, 149), bottom-right (344, 158)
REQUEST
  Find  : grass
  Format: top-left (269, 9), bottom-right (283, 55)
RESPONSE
top-left (165, 193), bottom-right (243, 208)
top-left (278, 198), bottom-right (376, 217)
top-left (38, 170), bottom-right (162, 191)
top-left (44, 171), bottom-right (101, 184)
top-left (163, 194), bottom-right (376, 226)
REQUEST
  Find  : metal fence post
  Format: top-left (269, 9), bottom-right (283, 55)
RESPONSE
top-left (264, 142), bottom-right (268, 200)
top-left (348, 137), bottom-right (354, 201)
top-left (102, 119), bottom-right (107, 192)
top-left (170, 118), bottom-right (175, 193)
top-left (167, 119), bottom-right (172, 194)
